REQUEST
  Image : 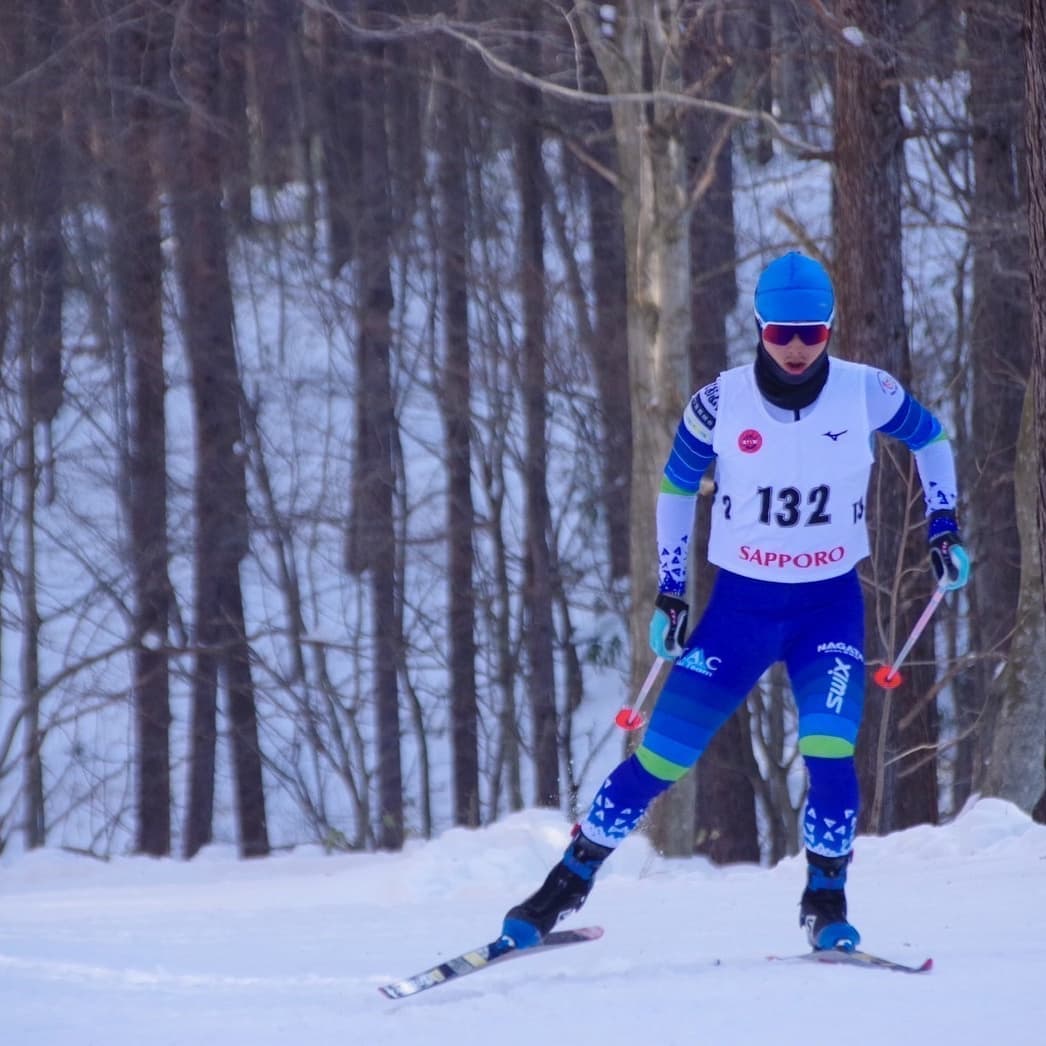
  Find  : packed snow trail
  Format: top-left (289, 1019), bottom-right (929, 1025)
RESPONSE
top-left (1, 799), bottom-right (1044, 1045)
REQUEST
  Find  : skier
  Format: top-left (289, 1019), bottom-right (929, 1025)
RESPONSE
top-left (502, 252), bottom-right (970, 952)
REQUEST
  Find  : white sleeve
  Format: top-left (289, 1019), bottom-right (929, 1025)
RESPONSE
top-left (913, 440), bottom-right (959, 514)
top-left (656, 492), bottom-right (696, 595)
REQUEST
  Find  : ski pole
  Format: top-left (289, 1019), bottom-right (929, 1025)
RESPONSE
top-left (614, 658), bottom-right (666, 731)
top-left (873, 579), bottom-right (949, 690)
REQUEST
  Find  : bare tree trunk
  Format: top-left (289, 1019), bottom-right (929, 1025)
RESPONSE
top-left (436, 34), bottom-right (480, 826)
top-left (184, 618), bottom-right (219, 856)
top-left (15, 0), bottom-right (67, 848)
top-left (315, 9), bottom-right (363, 277)
top-left (108, 4), bottom-right (173, 855)
top-left (961, 0), bottom-right (1030, 805)
top-left (576, 1), bottom-right (693, 853)
top-left (899, 0), bottom-right (959, 78)
top-left (478, 389), bottom-right (524, 814)
top-left (736, 0), bottom-right (774, 163)
top-left (835, 0), bottom-right (938, 835)
top-left (173, 0), bottom-right (269, 859)
top-left (684, 0), bottom-right (759, 865)
top-left (574, 34), bottom-right (631, 582)
top-left (1025, 0), bottom-right (1046, 823)
top-left (18, 326), bottom-right (45, 848)
top-left (250, 0), bottom-right (301, 184)
top-left (347, 17), bottom-right (404, 849)
top-left (516, 19), bottom-right (559, 807)
top-left (27, 0), bottom-right (64, 428)
top-left (223, 590), bottom-right (269, 856)
top-left (491, 492), bottom-right (524, 815)
top-left (982, 387), bottom-right (1046, 808)
top-left (771, 0), bottom-right (817, 123)
top-left (220, 1), bottom-right (253, 228)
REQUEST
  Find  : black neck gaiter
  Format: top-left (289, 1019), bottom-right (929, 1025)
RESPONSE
top-left (754, 341), bottom-right (830, 412)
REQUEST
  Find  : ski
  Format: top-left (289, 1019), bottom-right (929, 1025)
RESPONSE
top-left (769, 948), bottom-right (932, 974)
top-left (378, 925), bottom-right (604, 999)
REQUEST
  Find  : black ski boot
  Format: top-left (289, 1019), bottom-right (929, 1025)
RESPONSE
top-left (501, 830), bottom-right (612, 948)
top-left (800, 849), bottom-right (860, 951)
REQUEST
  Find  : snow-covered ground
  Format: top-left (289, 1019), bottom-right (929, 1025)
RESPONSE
top-left (2, 798), bottom-right (1043, 1045)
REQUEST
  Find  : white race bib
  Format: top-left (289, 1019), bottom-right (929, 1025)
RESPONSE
top-left (708, 360), bottom-right (874, 581)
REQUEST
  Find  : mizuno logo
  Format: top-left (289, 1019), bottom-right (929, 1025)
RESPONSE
top-left (823, 429), bottom-right (848, 441)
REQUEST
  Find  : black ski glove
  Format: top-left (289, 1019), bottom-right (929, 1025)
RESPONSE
top-left (649, 593), bottom-right (689, 659)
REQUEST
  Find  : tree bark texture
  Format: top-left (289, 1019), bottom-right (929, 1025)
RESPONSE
top-left (13, 0), bottom-right (66, 847)
top-left (316, 9), bottom-right (363, 277)
top-left (834, 0), bottom-right (939, 835)
top-left (961, 0), bottom-right (1030, 804)
top-left (982, 387), bottom-right (1046, 809)
top-left (173, 0), bottom-right (269, 859)
top-left (27, 0), bottom-right (64, 426)
top-left (1024, 0), bottom-right (1046, 822)
top-left (250, 0), bottom-right (300, 184)
top-left (577, 1), bottom-right (695, 854)
top-left (108, 3), bottom-right (173, 856)
top-left (218, 0), bottom-right (253, 228)
top-left (19, 347), bottom-right (45, 848)
top-left (575, 31), bottom-right (632, 582)
top-left (436, 35), bottom-right (481, 827)
top-left (353, 21), bottom-right (404, 849)
top-left (684, 3), bottom-right (759, 864)
top-left (516, 20), bottom-right (560, 808)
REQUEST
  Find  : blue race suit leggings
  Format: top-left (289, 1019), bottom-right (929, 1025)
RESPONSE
top-left (580, 568), bottom-right (864, 857)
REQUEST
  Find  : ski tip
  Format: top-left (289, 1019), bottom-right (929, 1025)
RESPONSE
top-left (378, 982), bottom-right (414, 1000)
top-left (767, 949), bottom-right (933, 974)
top-left (543, 924), bottom-right (604, 945)
top-left (575, 925), bottom-right (605, 941)
top-left (377, 925), bottom-right (604, 1000)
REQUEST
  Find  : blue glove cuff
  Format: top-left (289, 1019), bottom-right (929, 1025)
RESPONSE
top-left (927, 509), bottom-right (959, 541)
top-left (649, 609), bottom-right (673, 659)
top-left (945, 544), bottom-right (971, 590)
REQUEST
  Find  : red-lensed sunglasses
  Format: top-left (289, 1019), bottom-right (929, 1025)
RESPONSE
top-left (761, 323), bottom-right (831, 347)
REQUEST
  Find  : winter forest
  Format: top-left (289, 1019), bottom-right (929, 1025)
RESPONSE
top-left (1, 0), bottom-right (1045, 872)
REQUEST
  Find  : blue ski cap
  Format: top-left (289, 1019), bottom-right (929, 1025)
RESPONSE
top-left (754, 252), bottom-right (835, 326)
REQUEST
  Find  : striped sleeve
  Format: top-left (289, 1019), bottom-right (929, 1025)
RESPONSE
top-left (662, 382), bottom-right (718, 494)
top-left (867, 368), bottom-right (944, 450)
top-left (867, 368), bottom-right (958, 514)
top-left (657, 383), bottom-right (718, 594)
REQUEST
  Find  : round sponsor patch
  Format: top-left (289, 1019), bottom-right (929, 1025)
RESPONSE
top-left (876, 370), bottom-right (899, 396)
top-left (738, 428), bottom-right (763, 453)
